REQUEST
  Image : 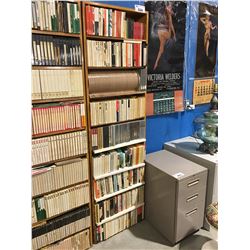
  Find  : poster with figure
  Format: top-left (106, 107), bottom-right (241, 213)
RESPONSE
top-left (195, 3), bottom-right (218, 78)
top-left (145, 1), bottom-right (187, 93)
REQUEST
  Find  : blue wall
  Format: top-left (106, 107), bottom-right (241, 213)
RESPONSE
top-left (97, 0), bottom-right (218, 153)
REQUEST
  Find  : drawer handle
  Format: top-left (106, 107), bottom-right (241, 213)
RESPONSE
top-left (187, 179), bottom-right (199, 187)
top-left (186, 208), bottom-right (198, 217)
top-left (186, 194), bottom-right (198, 203)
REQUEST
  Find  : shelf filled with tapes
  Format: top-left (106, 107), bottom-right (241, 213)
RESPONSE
top-left (81, 1), bottom-right (148, 243)
top-left (31, 2), bottom-right (92, 249)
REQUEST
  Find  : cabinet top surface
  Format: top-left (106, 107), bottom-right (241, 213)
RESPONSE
top-left (164, 136), bottom-right (218, 166)
top-left (145, 150), bottom-right (207, 181)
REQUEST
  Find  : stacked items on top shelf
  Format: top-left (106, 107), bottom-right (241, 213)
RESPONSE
top-left (31, 1), bottom-right (92, 249)
top-left (32, 0), bottom-right (80, 34)
top-left (85, 5), bottom-right (145, 39)
top-left (81, 1), bottom-right (148, 243)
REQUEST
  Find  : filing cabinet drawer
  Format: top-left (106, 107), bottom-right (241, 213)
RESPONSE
top-left (177, 186), bottom-right (206, 214)
top-left (178, 172), bottom-right (207, 198)
top-left (175, 206), bottom-right (203, 242)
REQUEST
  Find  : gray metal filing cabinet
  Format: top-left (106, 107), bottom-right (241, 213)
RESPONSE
top-left (145, 150), bottom-right (208, 245)
top-left (164, 136), bottom-right (218, 230)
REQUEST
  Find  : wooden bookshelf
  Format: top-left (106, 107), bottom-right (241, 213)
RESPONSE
top-left (81, 1), bottom-right (148, 243)
top-left (31, 2), bottom-right (93, 249)
top-left (32, 1), bottom-right (148, 247)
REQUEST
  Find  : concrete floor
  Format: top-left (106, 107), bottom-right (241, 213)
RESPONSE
top-left (91, 220), bottom-right (217, 250)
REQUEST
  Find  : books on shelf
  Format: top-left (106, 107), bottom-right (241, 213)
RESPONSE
top-left (32, 1), bottom-right (80, 34)
top-left (87, 40), bottom-right (147, 67)
top-left (94, 186), bottom-right (144, 224)
top-left (43, 229), bottom-right (90, 250)
top-left (32, 35), bottom-right (81, 66)
top-left (90, 96), bottom-right (145, 126)
top-left (32, 69), bottom-right (84, 100)
top-left (88, 70), bottom-right (147, 94)
top-left (32, 205), bottom-right (90, 250)
top-left (33, 183), bottom-right (89, 220)
top-left (32, 200), bottom-right (38, 224)
top-left (93, 144), bottom-right (145, 178)
top-left (32, 102), bottom-right (85, 135)
top-left (95, 205), bottom-right (144, 242)
top-left (32, 131), bottom-right (87, 166)
top-left (85, 5), bottom-right (145, 39)
top-left (32, 158), bottom-right (89, 197)
top-left (93, 167), bottom-right (145, 199)
top-left (91, 120), bottom-right (146, 151)
top-left (32, 70), bottom-right (42, 100)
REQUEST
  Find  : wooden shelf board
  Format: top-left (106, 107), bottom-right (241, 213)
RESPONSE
top-left (32, 154), bottom-right (87, 168)
top-left (32, 220), bottom-right (46, 229)
top-left (32, 29), bottom-right (80, 38)
top-left (32, 128), bottom-right (86, 139)
top-left (91, 117), bottom-right (145, 128)
top-left (93, 139), bottom-right (146, 154)
top-left (96, 203), bottom-right (145, 226)
top-left (94, 163), bottom-right (145, 180)
top-left (124, 38), bottom-right (147, 43)
top-left (95, 182), bottom-right (145, 203)
top-left (88, 66), bottom-right (145, 70)
top-left (32, 97), bottom-right (84, 104)
top-left (89, 91), bottom-right (145, 100)
top-left (32, 203), bottom-right (90, 229)
top-left (86, 35), bottom-right (146, 43)
top-left (86, 35), bottom-right (123, 41)
top-left (32, 66), bottom-right (82, 70)
top-left (32, 180), bottom-right (89, 199)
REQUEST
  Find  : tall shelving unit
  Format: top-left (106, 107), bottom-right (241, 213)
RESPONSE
top-left (31, 1), bottom-right (92, 249)
top-left (81, 1), bottom-right (148, 243)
